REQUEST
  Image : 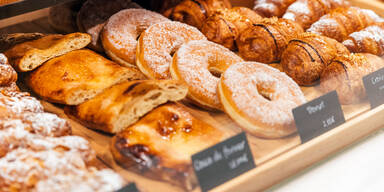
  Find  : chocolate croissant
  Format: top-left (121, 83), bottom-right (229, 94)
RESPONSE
top-left (253, 0), bottom-right (296, 18)
top-left (281, 32), bottom-right (350, 86)
top-left (342, 23), bottom-right (384, 56)
top-left (201, 7), bottom-right (262, 50)
top-left (283, 0), bottom-right (350, 30)
top-left (237, 17), bottom-right (303, 63)
top-left (307, 7), bottom-right (383, 42)
top-left (164, 0), bottom-right (232, 29)
top-left (320, 53), bottom-right (384, 104)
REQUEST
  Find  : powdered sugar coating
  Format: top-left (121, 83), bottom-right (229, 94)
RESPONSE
top-left (220, 62), bottom-right (306, 136)
top-left (103, 9), bottom-right (169, 65)
top-left (0, 94), bottom-right (43, 114)
top-left (343, 24), bottom-right (384, 55)
top-left (138, 21), bottom-right (206, 79)
top-left (172, 40), bottom-right (242, 110)
top-left (22, 112), bottom-right (71, 137)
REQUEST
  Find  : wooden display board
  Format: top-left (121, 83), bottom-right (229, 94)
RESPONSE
top-left (1, 0), bottom-right (384, 191)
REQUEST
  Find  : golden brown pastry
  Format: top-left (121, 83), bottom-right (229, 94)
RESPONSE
top-left (4, 33), bottom-right (91, 72)
top-left (237, 17), bottom-right (304, 63)
top-left (27, 49), bottom-right (146, 105)
top-left (342, 23), bottom-right (384, 56)
top-left (65, 80), bottom-right (188, 134)
top-left (0, 54), bottom-right (17, 86)
top-left (164, 0), bottom-right (232, 29)
top-left (0, 33), bottom-right (44, 53)
top-left (283, 0), bottom-right (351, 30)
top-left (307, 7), bottom-right (383, 42)
top-left (253, 0), bottom-right (296, 18)
top-left (201, 7), bottom-right (262, 51)
top-left (320, 53), bottom-right (384, 104)
top-left (77, 0), bottom-right (141, 52)
top-left (281, 32), bottom-right (350, 86)
top-left (0, 83), bottom-right (19, 94)
top-left (111, 103), bottom-right (226, 190)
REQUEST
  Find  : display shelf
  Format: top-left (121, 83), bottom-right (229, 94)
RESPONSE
top-left (0, 0), bottom-right (76, 19)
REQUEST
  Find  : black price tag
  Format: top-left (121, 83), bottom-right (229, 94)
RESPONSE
top-left (116, 183), bottom-right (139, 192)
top-left (363, 68), bottom-right (384, 109)
top-left (192, 132), bottom-right (255, 192)
top-left (293, 91), bottom-right (345, 143)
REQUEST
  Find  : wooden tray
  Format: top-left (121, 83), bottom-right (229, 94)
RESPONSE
top-left (1, 0), bottom-right (384, 191)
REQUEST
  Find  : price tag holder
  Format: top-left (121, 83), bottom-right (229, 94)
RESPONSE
top-left (192, 132), bottom-right (255, 192)
top-left (363, 68), bottom-right (384, 109)
top-left (116, 183), bottom-right (139, 192)
top-left (293, 91), bottom-right (345, 143)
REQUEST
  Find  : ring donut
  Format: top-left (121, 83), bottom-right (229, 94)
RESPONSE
top-left (136, 21), bottom-right (206, 79)
top-left (218, 62), bottom-right (306, 138)
top-left (170, 40), bottom-right (243, 110)
top-left (101, 9), bottom-right (169, 67)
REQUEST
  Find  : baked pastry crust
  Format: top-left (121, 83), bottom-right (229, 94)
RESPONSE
top-left (254, 0), bottom-right (296, 18)
top-left (4, 33), bottom-right (91, 72)
top-left (27, 49), bottom-right (146, 105)
top-left (0, 54), bottom-right (17, 86)
top-left (65, 80), bottom-right (188, 133)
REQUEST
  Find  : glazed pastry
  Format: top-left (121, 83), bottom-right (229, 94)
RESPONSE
top-left (237, 17), bottom-right (304, 63)
top-left (218, 62), bottom-right (306, 138)
top-left (342, 23), bottom-right (384, 56)
top-left (48, 1), bottom-right (84, 33)
top-left (283, 0), bottom-right (351, 29)
top-left (0, 54), bottom-right (17, 86)
top-left (101, 9), bottom-right (169, 67)
top-left (281, 32), bottom-right (350, 86)
top-left (253, 0), bottom-right (296, 18)
top-left (170, 40), bottom-right (243, 110)
top-left (307, 7), bottom-right (383, 42)
top-left (4, 33), bottom-right (91, 72)
top-left (136, 21), bottom-right (206, 79)
top-left (27, 49), bottom-right (146, 105)
top-left (164, 0), bottom-right (232, 29)
top-left (0, 33), bottom-right (44, 53)
top-left (111, 103), bottom-right (226, 190)
top-left (201, 7), bottom-right (262, 51)
top-left (320, 53), bottom-right (384, 104)
top-left (77, 0), bottom-right (141, 52)
top-left (65, 80), bottom-right (188, 134)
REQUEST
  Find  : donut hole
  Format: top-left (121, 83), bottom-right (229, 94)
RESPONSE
top-left (256, 84), bottom-right (274, 101)
top-left (209, 67), bottom-right (222, 78)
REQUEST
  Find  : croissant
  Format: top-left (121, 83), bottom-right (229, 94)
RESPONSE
top-left (281, 32), bottom-right (350, 86)
top-left (283, 0), bottom-right (350, 30)
top-left (320, 53), bottom-right (384, 104)
top-left (342, 23), bottom-right (384, 56)
top-left (201, 7), bottom-right (262, 50)
top-left (253, 0), bottom-right (296, 18)
top-left (307, 7), bottom-right (383, 42)
top-left (164, 0), bottom-right (232, 29)
top-left (237, 17), bottom-right (304, 63)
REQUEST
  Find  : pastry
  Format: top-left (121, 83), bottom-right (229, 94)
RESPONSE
top-left (136, 21), bottom-right (206, 79)
top-left (283, 0), bottom-right (351, 29)
top-left (164, 0), bottom-right (232, 29)
top-left (111, 103), bottom-right (226, 190)
top-left (0, 33), bottom-right (44, 53)
top-left (77, 0), bottom-right (141, 52)
top-left (342, 23), bottom-right (384, 56)
top-left (253, 0), bottom-right (296, 18)
top-left (0, 83), bottom-right (19, 94)
top-left (320, 53), bottom-right (384, 104)
top-left (281, 32), bottom-right (350, 86)
top-left (170, 40), bottom-right (243, 110)
top-left (218, 61), bottom-right (306, 138)
top-left (201, 7), bottom-right (262, 51)
top-left (237, 17), bottom-right (304, 63)
top-left (307, 7), bottom-right (383, 42)
top-left (101, 9), bottom-right (169, 67)
top-left (27, 49), bottom-right (146, 105)
top-left (0, 54), bottom-right (17, 86)
top-left (4, 33), bottom-right (91, 72)
top-left (0, 93), bottom-right (44, 114)
top-left (48, 1), bottom-right (84, 34)
top-left (65, 80), bottom-right (188, 134)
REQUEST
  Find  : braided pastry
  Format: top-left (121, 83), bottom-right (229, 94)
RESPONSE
top-left (164, 0), bottom-right (232, 29)
top-left (201, 7), bottom-right (262, 50)
top-left (237, 17), bottom-right (304, 63)
top-left (253, 0), bottom-right (296, 18)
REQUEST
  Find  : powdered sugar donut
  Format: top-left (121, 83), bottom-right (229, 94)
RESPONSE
top-left (136, 21), bottom-right (207, 79)
top-left (101, 9), bottom-right (169, 67)
top-left (218, 62), bottom-right (306, 138)
top-left (170, 40), bottom-right (243, 110)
